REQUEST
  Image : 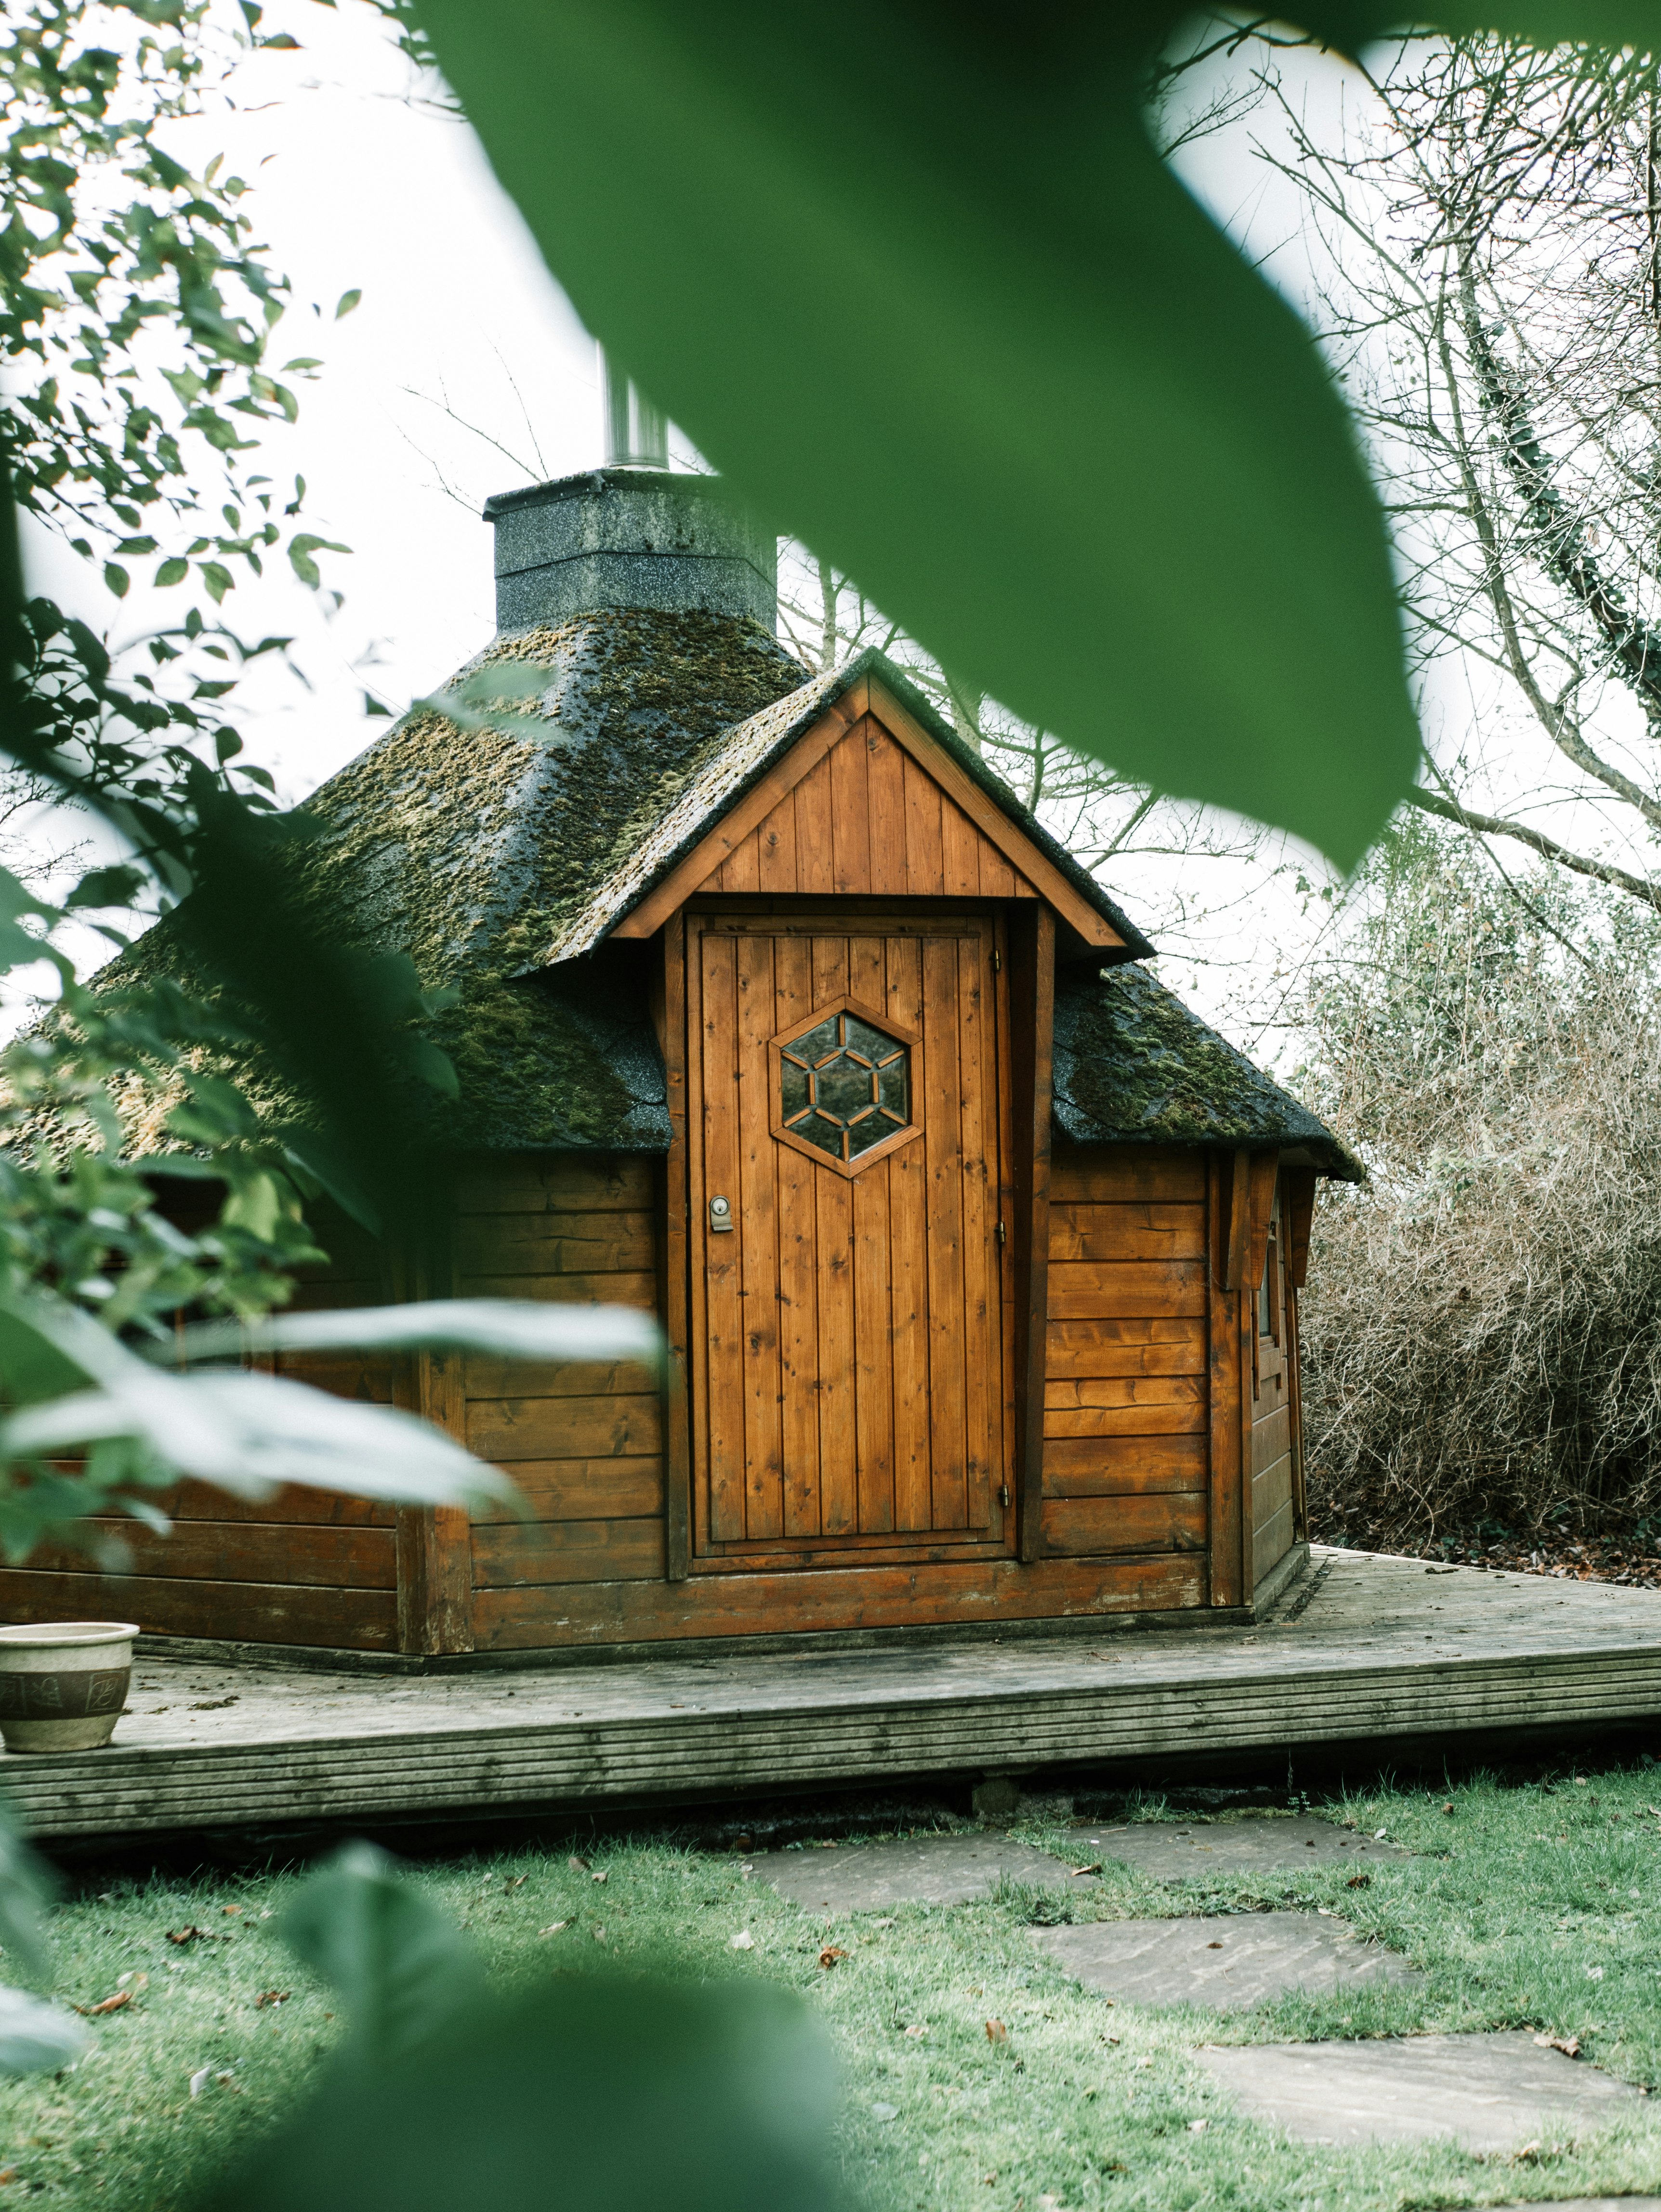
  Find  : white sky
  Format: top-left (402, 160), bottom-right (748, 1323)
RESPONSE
top-left (19, 5), bottom-right (1653, 1061)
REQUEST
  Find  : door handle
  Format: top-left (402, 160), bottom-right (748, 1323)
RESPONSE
top-left (708, 1194), bottom-right (734, 1234)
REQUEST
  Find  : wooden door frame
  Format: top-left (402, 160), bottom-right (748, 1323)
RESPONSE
top-left (673, 899), bottom-right (1017, 1572)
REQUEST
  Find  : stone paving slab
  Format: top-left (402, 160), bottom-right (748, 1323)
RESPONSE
top-left (743, 1834), bottom-right (1069, 1913)
top-left (1071, 1815), bottom-right (1407, 1880)
top-left (1032, 1911), bottom-right (1418, 2009)
top-left (1196, 2032), bottom-right (1645, 2149)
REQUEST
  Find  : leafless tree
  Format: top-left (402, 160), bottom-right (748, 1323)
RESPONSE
top-left (1248, 33), bottom-right (1661, 910)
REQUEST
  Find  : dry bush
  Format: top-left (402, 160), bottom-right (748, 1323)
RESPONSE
top-left (1295, 823), bottom-right (1661, 1548)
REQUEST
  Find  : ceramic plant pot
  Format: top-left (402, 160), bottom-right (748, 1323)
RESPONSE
top-left (0, 1622), bottom-right (139, 1753)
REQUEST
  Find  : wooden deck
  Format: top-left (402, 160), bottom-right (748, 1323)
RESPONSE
top-left (6, 1547), bottom-right (1660, 1842)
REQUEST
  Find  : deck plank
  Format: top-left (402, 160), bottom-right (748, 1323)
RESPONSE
top-left (6, 1551), bottom-right (1660, 1838)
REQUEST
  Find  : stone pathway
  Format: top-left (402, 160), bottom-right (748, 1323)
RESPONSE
top-left (1074, 1815), bottom-right (1407, 1879)
top-left (1033, 1911), bottom-right (1418, 2010)
top-left (743, 1834), bottom-right (1069, 1913)
top-left (1195, 2031), bottom-right (1645, 2150)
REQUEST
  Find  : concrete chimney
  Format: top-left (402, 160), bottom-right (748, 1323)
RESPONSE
top-left (482, 469), bottom-right (777, 636)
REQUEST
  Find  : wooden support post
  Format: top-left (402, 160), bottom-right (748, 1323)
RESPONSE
top-left (1010, 906), bottom-right (1055, 1563)
top-left (1207, 1150), bottom-right (1244, 1608)
top-left (657, 913), bottom-right (692, 1580)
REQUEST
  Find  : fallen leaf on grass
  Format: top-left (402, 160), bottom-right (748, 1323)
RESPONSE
top-left (222, 1905), bottom-right (241, 1916)
top-left (1345, 1873), bottom-right (1371, 1889)
top-left (504, 1875), bottom-right (527, 1888)
top-left (1586, 1966), bottom-right (1605, 1981)
top-left (1068, 1863), bottom-right (1103, 1877)
top-left (537, 1922), bottom-right (568, 1938)
top-left (166, 1926), bottom-right (231, 1946)
top-left (115, 1972), bottom-right (147, 1992)
top-left (817, 1947), bottom-right (847, 1970)
top-left (254, 1991), bottom-right (290, 2009)
top-left (1187, 2120), bottom-right (1208, 2133)
top-left (567, 1855), bottom-right (589, 1872)
top-left (1534, 2033), bottom-right (1581, 2057)
top-left (730, 1930), bottom-right (755, 1951)
top-left (188, 2068), bottom-right (212, 2098)
top-left (74, 1992), bottom-right (130, 2017)
top-left (0, 2164), bottom-right (16, 2184)
top-left (985, 2019), bottom-right (1008, 2045)
top-left (591, 1870), bottom-right (608, 1884)
top-left (903, 2024), bottom-right (928, 2039)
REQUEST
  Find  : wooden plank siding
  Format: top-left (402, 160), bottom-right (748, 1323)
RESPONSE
top-left (0, 1208), bottom-right (408, 1651)
top-left (1249, 1171), bottom-right (1298, 1593)
top-left (1038, 1146), bottom-right (1213, 1564)
top-left (455, 1155), bottom-right (667, 1608)
top-left (707, 718), bottom-right (1038, 902)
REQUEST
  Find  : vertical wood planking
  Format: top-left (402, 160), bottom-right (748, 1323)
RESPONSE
top-left (719, 831), bottom-right (761, 893)
top-left (978, 839), bottom-right (1017, 898)
top-left (993, 913), bottom-right (1018, 1536)
top-left (852, 1155), bottom-right (895, 1533)
top-left (1287, 1281), bottom-right (1309, 1542)
top-left (941, 795), bottom-right (980, 897)
top-left (659, 914), bottom-right (692, 1580)
top-left (957, 927), bottom-right (994, 1529)
top-left (816, 1169), bottom-right (857, 1532)
top-left (923, 933), bottom-right (968, 1529)
top-left (1206, 1150), bottom-right (1244, 1606)
top-left (772, 935), bottom-right (822, 1537)
top-left (903, 754), bottom-right (945, 894)
top-left (866, 724), bottom-right (907, 896)
top-left (830, 724), bottom-right (871, 894)
top-left (736, 931), bottom-right (783, 1540)
top-left (1010, 907), bottom-right (1055, 1562)
top-left (886, 934), bottom-right (932, 1529)
top-left (757, 789), bottom-right (798, 894)
top-left (699, 932), bottom-right (747, 1541)
top-left (793, 756), bottom-right (835, 895)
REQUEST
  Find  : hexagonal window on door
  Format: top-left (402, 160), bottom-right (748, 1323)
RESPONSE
top-left (770, 997), bottom-right (921, 1175)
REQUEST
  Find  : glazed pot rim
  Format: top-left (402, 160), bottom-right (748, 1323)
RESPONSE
top-left (0, 1622), bottom-right (139, 1648)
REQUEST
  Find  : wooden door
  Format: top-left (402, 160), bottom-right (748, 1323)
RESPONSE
top-left (686, 909), bottom-right (1013, 1564)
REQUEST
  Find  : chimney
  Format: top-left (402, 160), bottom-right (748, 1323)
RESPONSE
top-left (482, 468), bottom-right (778, 637)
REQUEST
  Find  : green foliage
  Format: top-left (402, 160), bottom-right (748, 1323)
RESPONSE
top-left (200, 1843), bottom-right (842, 2212)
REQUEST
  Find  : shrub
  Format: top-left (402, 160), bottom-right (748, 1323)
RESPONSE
top-left (1294, 820), bottom-right (1661, 1549)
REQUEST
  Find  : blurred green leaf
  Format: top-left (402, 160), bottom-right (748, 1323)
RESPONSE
top-left (334, 289), bottom-right (362, 319)
top-left (277, 1843), bottom-right (486, 2069)
top-left (0, 1796), bottom-right (57, 1983)
top-left (0, 1988), bottom-right (85, 2076)
top-left (0, 1290), bottom-right (517, 1510)
top-left (412, 0), bottom-right (1422, 869)
top-left (175, 1296), bottom-right (663, 1367)
top-left (205, 1962), bottom-right (841, 2212)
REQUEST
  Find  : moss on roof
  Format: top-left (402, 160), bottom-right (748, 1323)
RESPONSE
top-left (1052, 962), bottom-right (1361, 1181)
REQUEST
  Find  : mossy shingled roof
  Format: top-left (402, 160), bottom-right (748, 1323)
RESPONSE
top-left (1052, 963), bottom-right (1360, 1181)
top-left (96, 606), bottom-right (1343, 1167)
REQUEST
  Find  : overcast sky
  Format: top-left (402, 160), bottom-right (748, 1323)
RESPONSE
top-left (19, 5), bottom-right (1649, 1054)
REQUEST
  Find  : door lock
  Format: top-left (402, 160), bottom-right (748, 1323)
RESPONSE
top-left (708, 1194), bottom-right (734, 1234)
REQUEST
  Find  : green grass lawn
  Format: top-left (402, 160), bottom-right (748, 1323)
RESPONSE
top-left (6, 1759), bottom-right (1661, 2209)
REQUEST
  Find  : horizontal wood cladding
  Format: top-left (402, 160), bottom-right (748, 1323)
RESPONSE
top-left (1047, 1260), bottom-right (1208, 1320)
top-left (1050, 1147), bottom-right (1207, 1205)
top-left (473, 1551), bottom-right (1205, 1648)
top-left (451, 1155), bottom-right (651, 1216)
top-left (1044, 1377), bottom-right (1205, 1436)
top-left (22, 1520), bottom-right (395, 1590)
top-left (471, 1458), bottom-right (665, 1525)
top-left (1045, 1318), bottom-right (1205, 1379)
top-left (1049, 1202), bottom-right (1204, 1263)
top-left (459, 1153), bottom-right (669, 1604)
top-left (1038, 1147), bottom-right (1214, 1571)
top-left (162, 1481), bottom-right (395, 1529)
top-left (1040, 1493), bottom-right (1206, 1555)
top-left (467, 1393), bottom-right (663, 1464)
top-left (0, 1571), bottom-right (398, 1649)
top-left (1252, 1403), bottom-right (1292, 1478)
top-left (707, 715), bottom-right (1037, 903)
top-left (474, 1519), bottom-right (666, 1589)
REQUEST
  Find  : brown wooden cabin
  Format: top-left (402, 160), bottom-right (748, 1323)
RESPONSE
top-left (0, 470), bottom-right (1359, 1661)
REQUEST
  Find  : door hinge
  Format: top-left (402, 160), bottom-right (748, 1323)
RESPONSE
top-left (991, 945), bottom-right (1002, 973)
top-left (995, 1219), bottom-right (1007, 1248)
top-left (998, 1483), bottom-right (1012, 1508)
